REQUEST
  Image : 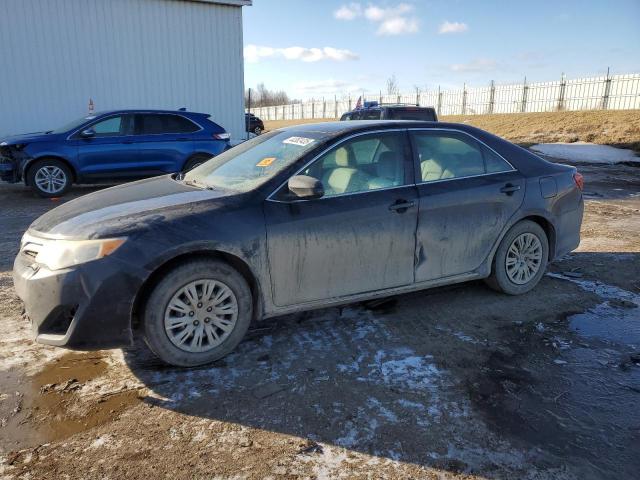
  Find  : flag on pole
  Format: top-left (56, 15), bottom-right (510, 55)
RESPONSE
top-left (355, 96), bottom-right (362, 110)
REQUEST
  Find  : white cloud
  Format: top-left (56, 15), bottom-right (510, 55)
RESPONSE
top-left (438, 20), bottom-right (468, 34)
top-left (244, 45), bottom-right (358, 63)
top-left (334, 2), bottom-right (419, 35)
top-left (378, 16), bottom-right (419, 35)
top-left (334, 3), bottom-right (362, 20)
top-left (449, 58), bottom-right (497, 73)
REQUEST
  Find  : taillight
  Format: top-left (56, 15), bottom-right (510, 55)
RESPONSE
top-left (213, 133), bottom-right (230, 140)
top-left (573, 172), bottom-right (584, 191)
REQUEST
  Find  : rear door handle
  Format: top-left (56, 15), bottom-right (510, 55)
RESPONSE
top-left (389, 200), bottom-right (415, 213)
top-left (500, 183), bottom-right (521, 195)
top-left (121, 140), bottom-right (134, 144)
top-left (177, 137), bottom-right (190, 142)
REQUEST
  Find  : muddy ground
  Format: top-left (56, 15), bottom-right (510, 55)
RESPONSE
top-left (0, 159), bottom-right (639, 479)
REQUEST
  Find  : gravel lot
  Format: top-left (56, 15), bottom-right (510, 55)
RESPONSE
top-left (1, 159), bottom-right (639, 479)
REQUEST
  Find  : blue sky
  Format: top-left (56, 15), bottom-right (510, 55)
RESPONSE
top-left (243, 0), bottom-right (640, 99)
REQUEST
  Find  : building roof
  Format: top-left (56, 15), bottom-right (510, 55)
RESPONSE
top-left (180, 0), bottom-right (252, 6)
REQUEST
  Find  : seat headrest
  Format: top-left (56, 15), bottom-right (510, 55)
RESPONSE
top-left (334, 147), bottom-right (352, 167)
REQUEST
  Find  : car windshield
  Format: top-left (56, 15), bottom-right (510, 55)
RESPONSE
top-left (50, 115), bottom-right (98, 134)
top-left (184, 130), bottom-right (326, 192)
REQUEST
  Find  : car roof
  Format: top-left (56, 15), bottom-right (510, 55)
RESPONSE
top-left (94, 109), bottom-right (210, 117)
top-left (279, 120), bottom-right (459, 134)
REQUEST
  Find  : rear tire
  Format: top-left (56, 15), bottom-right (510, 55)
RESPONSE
top-left (485, 220), bottom-right (549, 295)
top-left (142, 259), bottom-right (252, 367)
top-left (182, 154), bottom-right (212, 172)
top-left (253, 126), bottom-right (262, 135)
top-left (27, 159), bottom-right (72, 197)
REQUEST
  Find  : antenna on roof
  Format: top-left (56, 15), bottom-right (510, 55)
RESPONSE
top-left (178, 107), bottom-right (187, 111)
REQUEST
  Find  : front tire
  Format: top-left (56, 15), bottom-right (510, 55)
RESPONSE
top-left (27, 159), bottom-right (72, 197)
top-left (142, 259), bottom-right (253, 367)
top-left (485, 220), bottom-right (549, 295)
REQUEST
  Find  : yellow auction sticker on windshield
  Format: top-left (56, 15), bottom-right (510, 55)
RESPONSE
top-left (256, 157), bottom-right (276, 167)
top-left (283, 136), bottom-right (315, 147)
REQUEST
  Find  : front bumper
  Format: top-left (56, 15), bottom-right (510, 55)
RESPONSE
top-left (12, 251), bottom-right (145, 349)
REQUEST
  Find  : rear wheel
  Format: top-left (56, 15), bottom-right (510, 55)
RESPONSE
top-left (182, 154), bottom-right (211, 172)
top-left (27, 159), bottom-right (72, 197)
top-left (142, 259), bottom-right (252, 367)
top-left (485, 220), bottom-right (549, 295)
top-left (253, 126), bottom-right (263, 135)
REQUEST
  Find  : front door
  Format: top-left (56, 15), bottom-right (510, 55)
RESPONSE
top-left (264, 130), bottom-right (418, 306)
top-left (410, 129), bottom-right (525, 282)
top-left (76, 114), bottom-right (140, 179)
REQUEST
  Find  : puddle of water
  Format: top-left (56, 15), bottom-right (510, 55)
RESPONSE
top-left (1, 352), bottom-right (140, 453)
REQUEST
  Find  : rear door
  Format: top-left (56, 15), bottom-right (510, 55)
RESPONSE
top-left (264, 130), bottom-right (418, 306)
top-left (75, 114), bottom-right (139, 179)
top-left (134, 113), bottom-right (200, 173)
top-left (410, 129), bottom-right (525, 282)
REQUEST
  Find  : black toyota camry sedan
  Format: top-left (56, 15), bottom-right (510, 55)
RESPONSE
top-left (13, 121), bottom-right (584, 366)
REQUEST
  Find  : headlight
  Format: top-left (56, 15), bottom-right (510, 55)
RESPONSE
top-left (34, 238), bottom-right (126, 271)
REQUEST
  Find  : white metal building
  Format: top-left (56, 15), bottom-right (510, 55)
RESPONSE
top-left (0, 0), bottom-right (251, 139)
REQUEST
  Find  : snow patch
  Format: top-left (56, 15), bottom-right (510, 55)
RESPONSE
top-left (531, 142), bottom-right (639, 164)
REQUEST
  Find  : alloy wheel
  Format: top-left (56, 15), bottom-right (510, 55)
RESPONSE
top-left (163, 279), bottom-right (238, 353)
top-left (34, 166), bottom-right (67, 194)
top-left (505, 232), bottom-right (543, 285)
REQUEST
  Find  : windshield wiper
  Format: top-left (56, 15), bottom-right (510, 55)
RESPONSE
top-left (183, 178), bottom-right (214, 190)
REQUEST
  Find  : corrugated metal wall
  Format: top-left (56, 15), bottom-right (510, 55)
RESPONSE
top-left (0, 0), bottom-right (246, 139)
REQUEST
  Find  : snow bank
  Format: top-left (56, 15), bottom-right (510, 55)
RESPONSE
top-left (530, 142), bottom-right (639, 164)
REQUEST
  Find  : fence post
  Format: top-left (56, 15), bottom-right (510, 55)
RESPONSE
top-left (521, 76), bottom-right (528, 113)
top-left (322, 97), bottom-right (326, 118)
top-left (462, 83), bottom-right (467, 115)
top-left (437, 86), bottom-right (442, 116)
top-left (557, 73), bottom-right (566, 111)
top-left (334, 95), bottom-right (338, 118)
top-left (488, 80), bottom-right (495, 114)
top-left (602, 67), bottom-right (612, 110)
top-left (379, 90), bottom-right (382, 104)
top-left (416, 87), bottom-right (420, 106)
top-left (348, 94), bottom-right (352, 111)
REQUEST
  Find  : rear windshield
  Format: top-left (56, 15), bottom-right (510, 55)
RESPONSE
top-left (386, 108), bottom-right (436, 121)
top-left (184, 130), bottom-right (326, 192)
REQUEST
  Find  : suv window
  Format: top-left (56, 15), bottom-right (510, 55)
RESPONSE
top-left (386, 108), bottom-right (436, 121)
top-left (89, 115), bottom-right (127, 137)
top-left (302, 133), bottom-right (407, 197)
top-left (361, 109), bottom-right (381, 120)
top-left (413, 131), bottom-right (488, 182)
top-left (137, 114), bottom-right (199, 135)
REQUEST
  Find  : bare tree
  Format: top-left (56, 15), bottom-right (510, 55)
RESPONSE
top-left (386, 75), bottom-right (399, 96)
top-left (246, 83), bottom-right (298, 108)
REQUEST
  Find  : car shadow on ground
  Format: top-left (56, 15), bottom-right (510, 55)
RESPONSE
top-left (122, 253), bottom-right (640, 479)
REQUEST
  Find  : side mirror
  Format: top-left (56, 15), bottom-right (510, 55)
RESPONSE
top-left (288, 175), bottom-right (324, 200)
top-left (80, 128), bottom-right (95, 138)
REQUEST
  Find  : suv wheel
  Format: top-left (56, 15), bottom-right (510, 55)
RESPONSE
top-left (27, 159), bottom-right (72, 197)
top-left (253, 126), bottom-right (262, 135)
top-left (142, 259), bottom-right (253, 367)
top-left (485, 220), bottom-right (549, 295)
top-left (183, 154), bottom-right (211, 172)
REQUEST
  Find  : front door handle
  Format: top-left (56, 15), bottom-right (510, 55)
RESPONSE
top-left (389, 200), bottom-right (415, 213)
top-left (121, 140), bottom-right (134, 144)
top-left (500, 183), bottom-right (521, 195)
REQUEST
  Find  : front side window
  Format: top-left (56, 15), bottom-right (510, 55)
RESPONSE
top-left (184, 130), bottom-right (324, 192)
top-left (301, 132), bottom-right (407, 197)
top-left (413, 131), bottom-right (509, 183)
top-left (90, 116), bottom-right (125, 137)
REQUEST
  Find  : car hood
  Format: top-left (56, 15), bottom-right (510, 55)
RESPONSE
top-left (1, 132), bottom-right (63, 145)
top-left (29, 175), bottom-right (234, 239)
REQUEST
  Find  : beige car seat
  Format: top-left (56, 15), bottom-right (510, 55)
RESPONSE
top-left (322, 147), bottom-right (371, 195)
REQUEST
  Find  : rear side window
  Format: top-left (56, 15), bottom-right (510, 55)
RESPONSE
top-left (412, 131), bottom-right (512, 182)
top-left (137, 114), bottom-right (199, 134)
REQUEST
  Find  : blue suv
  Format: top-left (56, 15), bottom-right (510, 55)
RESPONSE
top-left (0, 109), bottom-right (230, 197)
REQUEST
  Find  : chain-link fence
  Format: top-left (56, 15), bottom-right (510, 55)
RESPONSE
top-left (248, 73), bottom-right (640, 121)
